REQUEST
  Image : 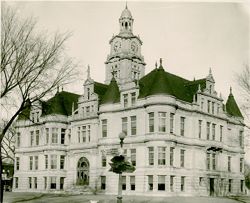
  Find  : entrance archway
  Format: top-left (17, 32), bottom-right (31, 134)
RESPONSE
top-left (76, 157), bottom-right (89, 185)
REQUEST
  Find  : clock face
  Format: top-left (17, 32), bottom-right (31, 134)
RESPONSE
top-left (113, 41), bottom-right (121, 52)
top-left (131, 41), bottom-right (138, 53)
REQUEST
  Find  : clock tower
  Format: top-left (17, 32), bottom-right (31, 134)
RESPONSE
top-left (105, 5), bottom-right (146, 85)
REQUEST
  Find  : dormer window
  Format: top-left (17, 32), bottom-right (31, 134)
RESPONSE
top-left (123, 94), bottom-right (128, 107)
top-left (209, 85), bottom-right (212, 94)
top-left (131, 92), bottom-right (136, 106)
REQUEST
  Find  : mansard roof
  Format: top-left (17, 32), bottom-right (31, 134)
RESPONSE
top-left (42, 91), bottom-right (80, 116)
top-left (138, 67), bottom-right (206, 103)
top-left (100, 77), bottom-right (120, 104)
top-left (226, 92), bottom-right (243, 118)
top-left (17, 91), bottom-right (80, 120)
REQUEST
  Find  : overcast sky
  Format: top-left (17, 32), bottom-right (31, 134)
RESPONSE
top-left (6, 1), bottom-right (250, 105)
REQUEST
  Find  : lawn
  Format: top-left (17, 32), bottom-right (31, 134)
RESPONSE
top-left (3, 192), bottom-right (249, 203)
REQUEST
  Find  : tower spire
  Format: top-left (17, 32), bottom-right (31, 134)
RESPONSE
top-left (87, 65), bottom-right (91, 79)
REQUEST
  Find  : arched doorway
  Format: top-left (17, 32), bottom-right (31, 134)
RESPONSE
top-left (76, 157), bottom-right (89, 185)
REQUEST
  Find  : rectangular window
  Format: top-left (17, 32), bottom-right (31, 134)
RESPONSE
top-left (220, 125), bottom-right (223, 142)
top-left (102, 154), bottom-right (106, 167)
top-left (35, 130), bottom-right (39, 145)
top-left (149, 113), bottom-right (154, 133)
top-left (130, 176), bottom-right (135, 191)
top-left (207, 153), bottom-right (210, 170)
top-left (131, 92), bottom-right (136, 106)
top-left (29, 156), bottom-right (33, 170)
top-left (16, 132), bottom-right (20, 147)
top-left (61, 129), bottom-right (66, 144)
top-left (170, 176), bottom-right (174, 192)
top-left (228, 179), bottom-right (232, 192)
top-left (240, 158), bottom-right (243, 173)
top-left (180, 149), bottom-right (185, 168)
top-left (241, 180), bottom-right (244, 192)
top-left (148, 147), bottom-right (154, 166)
top-left (170, 147), bottom-right (174, 166)
top-left (131, 149), bottom-right (136, 166)
top-left (30, 131), bottom-right (34, 146)
top-left (60, 177), bottom-right (64, 190)
top-left (212, 102), bottom-right (215, 114)
top-left (51, 128), bottom-right (58, 144)
top-left (46, 128), bottom-right (49, 144)
top-left (158, 147), bottom-right (166, 165)
top-left (101, 176), bottom-right (106, 190)
top-left (239, 131), bottom-right (243, 147)
top-left (77, 127), bottom-right (81, 143)
top-left (15, 177), bottom-right (18, 188)
top-left (45, 155), bottom-right (48, 169)
top-left (212, 153), bottom-right (216, 170)
top-left (29, 177), bottom-right (32, 189)
top-left (102, 119), bottom-right (107, 138)
top-left (181, 176), bottom-right (185, 191)
top-left (148, 175), bottom-right (153, 191)
top-left (50, 177), bottom-right (56, 189)
top-left (212, 124), bottom-right (216, 140)
top-left (87, 125), bottom-right (91, 142)
top-left (60, 155), bottom-right (65, 169)
top-left (170, 113), bottom-right (174, 133)
top-left (82, 126), bottom-right (87, 142)
top-left (201, 100), bottom-right (204, 110)
top-left (44, 177), bottom-right (47, 189)
top-left (131, 116), bottom-right (137, 135)
top-left (198, 120), bottom-right (202, 139)
top-left (206, 122), bottom-right (210, 140)
top-left (122, 176), bottom-right (126, 190)
top-left (158, 112), bottom-right (166, 132)
top-left (123, 94), bottom-right (128, 108)
top-left (51, 155), bottom-right (57, 169)
top-left (180, 117), bottom-right (185, 136)
top-left (34, 177), bottom-right (37, 189)
top-left (228, 156), bottom-right (231, 172)
top-left (158, 175), bottom-right (165, 191)
top-left (122, 117), bottom-right (128, 135)
top-left (207, 100), bottom-right (211, 113)
top-left (16, 157), bottom-right (20, 170)
top-left (35, 156), bottom-right (38, 170)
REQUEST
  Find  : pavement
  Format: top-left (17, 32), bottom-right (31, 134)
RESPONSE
top-left (3, 192), bottom-right (250, 203)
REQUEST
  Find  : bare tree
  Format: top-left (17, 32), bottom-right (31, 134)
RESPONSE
top-left (1, 123), bottom-right (15, 163)
top-left (0, 4), bottom-right (77, 202)
top-left (236, 65), bottom-right (250, 114)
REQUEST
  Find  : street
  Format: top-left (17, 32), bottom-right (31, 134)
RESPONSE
top-left (3, 192), bottom-right (250, 203)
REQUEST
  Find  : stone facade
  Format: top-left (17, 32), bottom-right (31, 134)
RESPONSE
top-left (13, 6), bottom-right (245, 196)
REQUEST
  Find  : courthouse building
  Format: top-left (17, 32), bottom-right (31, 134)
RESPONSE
top-left (13, 6), bottom-right (245, 196)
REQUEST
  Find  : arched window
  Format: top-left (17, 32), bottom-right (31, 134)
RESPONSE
top-left (87, 88), bottom-right (90, 100)
top-left (125, 22), bottom-right (128, 29)
top-left (77, 157), bottom-right (89, 185)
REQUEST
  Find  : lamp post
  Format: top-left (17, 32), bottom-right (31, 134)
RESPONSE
top-left (117, 132), bottom-right (126, 203)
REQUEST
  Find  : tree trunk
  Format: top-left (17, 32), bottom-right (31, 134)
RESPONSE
top-left (0, 145), bottom-right (3, 203)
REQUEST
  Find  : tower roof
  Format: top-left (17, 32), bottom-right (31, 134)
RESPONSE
top-left (225, 88), bottom-right (243, 118)
top-left (120, 5), bottom-right (133, 19)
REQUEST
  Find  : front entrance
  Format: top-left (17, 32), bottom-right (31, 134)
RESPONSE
top-left (209, 178), bottom-right (215, 196)
top-left (76, 157), bottom-right (89, 185)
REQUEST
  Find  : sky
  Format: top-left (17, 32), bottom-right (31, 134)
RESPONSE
top-left (5, 1), bottom-right (250, 104)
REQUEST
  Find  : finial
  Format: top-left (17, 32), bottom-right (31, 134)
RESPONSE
top-left (230, 86), bottom-right (232, 95)
top-left (209, 67), bottom-right (212, 75)
top-left (155, 62), bottom-right (158, 69)
top-left (125, 1), bottom-right (128, 9)
top-left (160, 58), bottom-right (162, 66)
top-left (87, 65), bottom-right (90, 79)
